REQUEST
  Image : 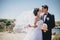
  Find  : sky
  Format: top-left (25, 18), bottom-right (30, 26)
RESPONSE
top-left (0, 0), bottom-right (60, 21)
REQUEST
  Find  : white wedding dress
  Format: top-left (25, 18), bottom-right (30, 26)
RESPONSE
top-left (13, 10), bottom-right (43, 40)
top-left (24, 20), bottom-right (43, 40)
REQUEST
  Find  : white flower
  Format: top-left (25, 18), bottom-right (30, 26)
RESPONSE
top-left (47, 17), bottom-right (49, 21)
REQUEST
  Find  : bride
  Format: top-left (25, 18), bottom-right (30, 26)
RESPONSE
top-left (24, 8), bottom-right (48, 40)
top-left (13, 8), bottom-right (48, 40)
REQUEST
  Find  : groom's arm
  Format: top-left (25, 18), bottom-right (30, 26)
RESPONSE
top-left (51, 15), bottom-right (55, 28)
top-left (48, 15), bottom-right (55, 29)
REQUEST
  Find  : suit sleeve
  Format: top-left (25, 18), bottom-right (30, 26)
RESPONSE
top-left (49, 15), bottom-right (55, 29)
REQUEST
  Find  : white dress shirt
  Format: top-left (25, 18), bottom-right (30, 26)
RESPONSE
top-left (43, 13), bottom-right (48, 22)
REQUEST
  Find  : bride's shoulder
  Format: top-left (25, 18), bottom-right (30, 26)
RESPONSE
top-left (34, 16), bottom-right (38, 19)
top-left (34, 16), bottom-right (39, 21)
top-left (35, 16), bottom-right (38, 18)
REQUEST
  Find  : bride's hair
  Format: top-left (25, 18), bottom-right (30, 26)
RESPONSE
top-left (33, 8), bottom-right (39, 16)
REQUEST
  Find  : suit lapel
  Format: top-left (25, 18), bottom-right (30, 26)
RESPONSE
top-left (44, 13), bottom-right (49, 22)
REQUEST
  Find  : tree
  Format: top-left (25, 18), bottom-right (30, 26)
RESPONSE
top-left (52, 32), bottom-right (56, 35)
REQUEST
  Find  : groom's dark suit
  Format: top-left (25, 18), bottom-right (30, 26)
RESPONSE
top-left (42, 13), bottom-right (55, 40)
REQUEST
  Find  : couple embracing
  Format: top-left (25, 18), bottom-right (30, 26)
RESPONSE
top-left (24, 5), bottom-right (55, 40)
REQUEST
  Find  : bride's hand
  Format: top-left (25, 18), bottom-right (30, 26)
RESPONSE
top-left (43, 28), bottom-right (48, 32)
top-left (28, 24), bottom-right (37, 28)
top-left (42, 26), bottom-right (48, 32)
top-left (28, 24), bottom-right (31, 27)
top-left (33, 25), bottom-right (37, 28)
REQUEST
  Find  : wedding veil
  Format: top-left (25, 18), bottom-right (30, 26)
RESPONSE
top-left (13, 10), bottom-right (35, 32)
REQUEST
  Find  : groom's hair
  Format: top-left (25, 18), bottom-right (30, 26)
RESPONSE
top-left (42, 5), bottom-right (48, 10)
top-left (33, 8), bottom-right (39, 16)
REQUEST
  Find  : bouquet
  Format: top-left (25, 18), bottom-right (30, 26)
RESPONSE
top-left (40, 23), bottom-right (48, 32)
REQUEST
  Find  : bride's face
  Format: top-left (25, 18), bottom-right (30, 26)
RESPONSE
top-left (37, 9), bottom-right (45, 18)
top-left (37, 9), bottom-right (42, 16)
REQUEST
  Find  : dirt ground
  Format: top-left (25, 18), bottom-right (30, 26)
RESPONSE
top-left (0, 32), bottom-right (26, 40)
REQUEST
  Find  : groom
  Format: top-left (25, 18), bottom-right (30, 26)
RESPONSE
top-left (41, 5), bottom-right (55, 40)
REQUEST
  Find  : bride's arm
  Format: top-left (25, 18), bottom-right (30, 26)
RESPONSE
top-left (33, 16), bottom-right (38, 28)
top-left (28, 16), bottom-right (38, 28)
top-left (29, 16), bottom-right (38, 28)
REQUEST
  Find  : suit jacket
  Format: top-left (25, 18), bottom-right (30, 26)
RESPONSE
top-left (44, 13), bottom-right (55, 30)
top-left (42, 13), bottom-right (55, 38)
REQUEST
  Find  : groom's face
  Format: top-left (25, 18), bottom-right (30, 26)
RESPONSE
top-left (42, 7), bottom-right (48, 13)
